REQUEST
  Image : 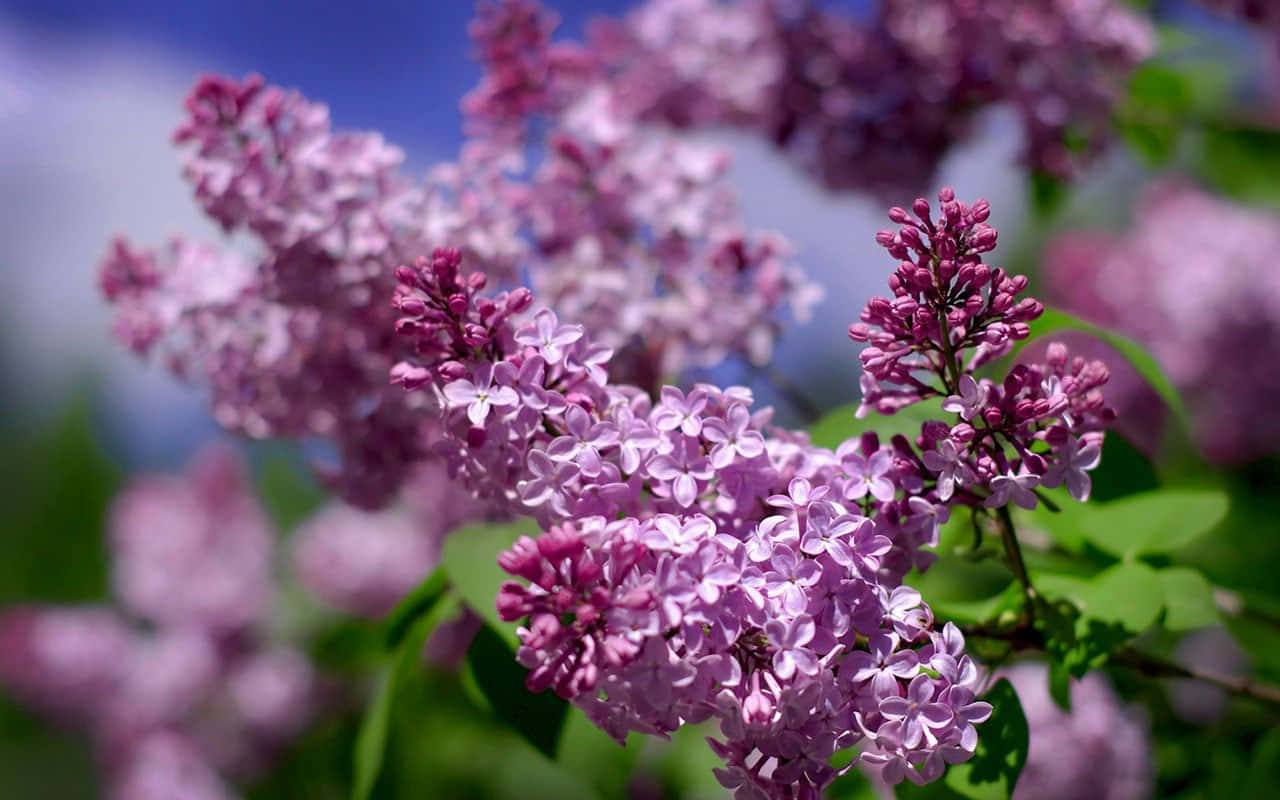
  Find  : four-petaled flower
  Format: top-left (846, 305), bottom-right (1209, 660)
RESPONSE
top-left (1042, 435), bottom-right (1101, 501)
top-left (878, 674), bottom-right (955, 749)
top-left (515, 309), bottom-right (584, 364)
top-left (941, 375), bottom-right (984, 421)
top-left (984, 468), bottom-right (1040, 510)
top-left (442, 362), bottom-right (518, 424)
top-left (839, 447), bottom-right (897, 503)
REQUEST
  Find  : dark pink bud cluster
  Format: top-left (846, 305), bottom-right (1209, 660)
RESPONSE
top-left (851, 189), bottom-right (1113, 509)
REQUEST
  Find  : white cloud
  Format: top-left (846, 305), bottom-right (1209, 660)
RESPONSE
top-left (0, 19), bottom-right (223, 461)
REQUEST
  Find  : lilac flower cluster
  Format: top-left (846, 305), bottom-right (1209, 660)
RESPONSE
top-left (389, 242), bottom-right (1006, 795)
top-left (0, 447), bottom-right (314, 800)
top-left (1001, 662), bottom-right (1153, 800)
top-left (591, 0), bottom-right (1153, 195)
top-left (851, 189), bottom-right (1113, 507)
top-left (101, 47), bottom-right (817, 502)
top-left (1044, 180), bottom-right (1280, 463)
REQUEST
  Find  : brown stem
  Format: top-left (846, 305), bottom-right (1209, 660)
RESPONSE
top-left (1112, 647), bottom-right (1280, 709)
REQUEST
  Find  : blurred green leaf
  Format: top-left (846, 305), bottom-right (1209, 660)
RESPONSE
top-left (556, 707), bottom-right (640, 799)
top-left (440, 519), bottom-right (538, 650)
top-left (0, 395), bottom-right (119, 605)
top-left (352, 593), bottom-right (456, 800)
top-left (1117, 64), bottom-right (1193, 165)
top-left (1077, 489), bottom-right (1228, 560)
top-left (1047, 661), bottom-right (1072, 713)
top-left (1196, 123), bottom-right (1280, 209)
top-left (1089, 434), bottom-right (1159, 503)
top-left (252, 447), bottom-right (325, 533)
top-left (1241, 728), bottom-right (1280, 797)
top-left (1029, 170), bottom-right (1067, 219)
top-left (809, 399), bottom-right (944, 451)
top-left (943, 679), bottom-right (1028, 800)
top-left (1158, 567), bottom-right (1219, 632)
top-left (1076, 562), bottom-right (1165, 633)
top-left (465, 623), bottom-right (569, 761)
top-left (381, 567), bottom-right (448, 650)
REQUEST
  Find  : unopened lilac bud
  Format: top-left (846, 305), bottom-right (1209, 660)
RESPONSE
top-left (466, 425), bottom-right (486, 448)
top-left (437, 360), bottom-right (468, 381)
top-left (506, 287), bottom-right (533, 313)
top-left (971, 199), bottom-right (991, 222)
top-left (888, 206), bottom-right (912, 224)
top-left (448, 294), bottom-right (469, 316)
top-left (396, 296), bottom-right (426, 316)
top-left (913, 197), bottom-right (931, 220)
top-left (951, 423), bottom-right (976, 443)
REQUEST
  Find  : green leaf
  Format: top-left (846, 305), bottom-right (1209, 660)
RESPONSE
top-left (809, 398), bottom-right (944, 451)
top-left (352, 594), bottom-right (456, 800)
top-left (555, 706), bottom-right (641, 799)
top-left (1029, 170), bottom-right (1067, 219)
top-left (1117, 64), bottom-right (1193, 165)
top-left (1241, 728), bottom-right (1280, 798)
top-left (1022, 308), bottom-right (1190, 432)
top-left (1047, 661), bottom-right (1072, 712)
top-left (465, 623), bottom-right (569, 760)
top-left (1089, 434), bottom-right (1159, 503)
top-left (1076, 561), bottom-right (1165, 634)
top-left (1077, 489), bottom-right (1228, 560)
top-left (1196, 123), bottom-right (1280, 209)
top-left (440, 519), bottom-right (539, 649)
top-left (252, 446), bottom-right (325, 532)
top-left (1158, 567), bottom-right (1219, 631)
top-left (944, 679), bottom-right (1029, 800)
top-left (381, 567), bottom-right (449, 650)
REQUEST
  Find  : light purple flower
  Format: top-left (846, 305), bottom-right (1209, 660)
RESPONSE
top-left (765, 615), bottom-right (819, 680)
top-left (879, 674), bottom-right (954, 749)
top-left (941, 375), bottom-right (984, 421)
top-left (515, 309), bottom-right (584, 364)
top-left (442, 362), bottom-right (519, 424)
top-left (921, 438), bottom-right (974, 501)
top-left (702, 404), bottom-right (766, 469)
top-left (841, 449), bottom-right (897, 502)
top-left (984, 468), bottom-right (1041, 510)
top-left (1041, 435), bottom-right (1102, 501)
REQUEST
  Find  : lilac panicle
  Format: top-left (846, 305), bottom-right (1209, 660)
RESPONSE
top-left (850, 188), bottom-right (1114, 510)
top-left (392, 243), bottom-right (1000, 797)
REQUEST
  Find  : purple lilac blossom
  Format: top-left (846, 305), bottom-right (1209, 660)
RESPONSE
top-left (391, 246), bottom-right (994, 796)
top-left (1002, 662), bottom-right (1153, 800)
top-left (850, 188), bottom-right (1113, 509)
top-left (1044, 180), bottom-right (1280, 463)
top-left (386, 184), bottom-right (1113, 796)
top-left (592, 0), bottom-right (1152, 195)
top-left (291, 503), bottom-right (441, 617)
top-left (0, 447), bottom-right (316, 799)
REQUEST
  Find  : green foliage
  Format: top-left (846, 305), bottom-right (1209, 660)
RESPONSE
top-left (809, 398), bottom-right (944, 451)
top-left (464, 623), bottom-right (569, 761)
top-left (1196, 123), bottom-right (1280, 210)
top-left (943, 679), bottom-right (1029, 800)
top-left (381, 568), bottom-right (449, 650)
top-left (1157, 568), bottom-right (1219, 632)
top-left (1089, 434), bottom-right (1159, 503)
top-left (440, 519), bottom-right (538, 649)
top-left (351, 593), bottom-right (457, 800)
top-left (0, 396), bottom-right (119, 605)
top-left (252, 445), bottom-right (326, 533)
top-left (1075, 489), bottom-right (1228, 560)
top-left (555, 708), bottom-right (641, 800)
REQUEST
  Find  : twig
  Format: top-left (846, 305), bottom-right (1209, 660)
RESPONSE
top-left (1113, 647), bottom-right (1280, 709)
top-left (995, 505), bottom-right (1038, 611)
